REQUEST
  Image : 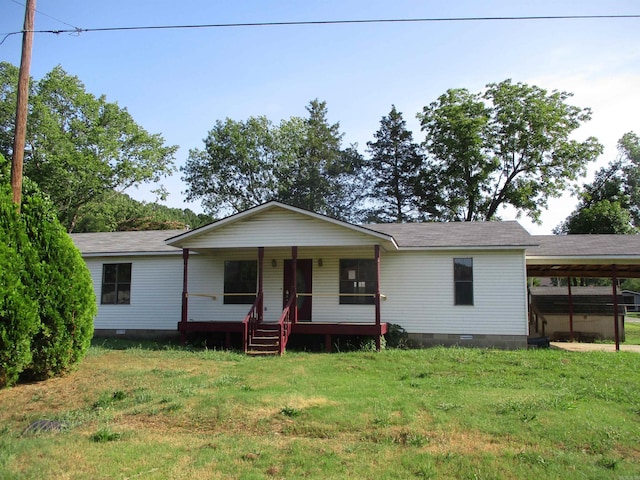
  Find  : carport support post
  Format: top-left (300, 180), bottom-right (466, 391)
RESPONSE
top-left (567, 278), bottom-right (574, 341)
top-left (180, 248), bottom-right (189, 344)
top-left (375, 244), bottom-right (382, 351)
top-left (613, 265), bottom-right (620, 351)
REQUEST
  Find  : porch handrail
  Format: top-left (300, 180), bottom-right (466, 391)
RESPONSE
top-left (242, 292), bottom-right (263, 353)
top-left (186, 292), bottom-right (257, 300)
top-left (277, 294), bottom-right (296, 355)
top-left (296, 292), bottom-right (387, 299)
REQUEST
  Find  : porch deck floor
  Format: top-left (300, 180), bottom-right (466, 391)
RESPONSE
top-left (179, 320), bottom-right (387, 335)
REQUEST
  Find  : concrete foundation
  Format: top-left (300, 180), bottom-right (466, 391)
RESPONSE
top-left (93, 329), bottom-right (180, 342)
top-left (407, 333), bottom-right (527, 350)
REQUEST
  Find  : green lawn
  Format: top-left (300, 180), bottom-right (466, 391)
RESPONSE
top-left (626, 322), bottom-right (640, 344)
top-left (1, 343), bottom-right (639, 479)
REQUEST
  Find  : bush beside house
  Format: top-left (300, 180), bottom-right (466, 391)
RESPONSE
top-left (0, 158), bottom-right (96, 387)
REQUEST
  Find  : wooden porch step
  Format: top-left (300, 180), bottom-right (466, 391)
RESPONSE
top-left (246, 349), bottom-right (280, 356)
top-left (247, 323), bottom-right (282, 355)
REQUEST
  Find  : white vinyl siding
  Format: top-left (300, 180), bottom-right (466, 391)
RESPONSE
top-left (83, 248), bottom-right (527, 337)
top-left (181, 207), bottom-right (383, 249)
top-left (184, 247), bottom-right (380, 324)
top-left (381, 250), bottom-right (527, 335)
top-left (85, 255), bottom-right (183, 331)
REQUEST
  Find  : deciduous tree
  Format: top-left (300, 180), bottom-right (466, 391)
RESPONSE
top-left (556, 131), bottom-right (639, 235)
top-left (0, 62), bottom-right (177, 232)
top-left (418, 80), bottom-right (602, 222)
top-left (183, 100), bottom-right (366, 222)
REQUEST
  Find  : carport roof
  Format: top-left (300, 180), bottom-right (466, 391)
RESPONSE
top-left (526, 234), bottom-right (640, 278)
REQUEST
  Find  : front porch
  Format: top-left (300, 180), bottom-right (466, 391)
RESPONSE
top-left (178, 320), bottom-right (389, 353)
top-left (178, 245), bottom-right (388, 354)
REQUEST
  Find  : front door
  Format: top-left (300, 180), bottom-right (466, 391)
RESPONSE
top-left (283, 259), bottom-right (312, 321)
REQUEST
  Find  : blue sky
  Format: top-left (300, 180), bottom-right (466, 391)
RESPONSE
top-left (1, 0), bottom-right (639, 233)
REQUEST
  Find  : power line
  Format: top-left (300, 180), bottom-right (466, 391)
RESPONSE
top-left (2, 14), bottom-right (640, 38)
top-left (9, 0), bottom-right (81, 31)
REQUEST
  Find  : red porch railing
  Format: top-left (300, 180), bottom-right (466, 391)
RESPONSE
top-left (242, 292), bottom-right (263, 353)
top-left (277, 294), bottom-right (296, 355)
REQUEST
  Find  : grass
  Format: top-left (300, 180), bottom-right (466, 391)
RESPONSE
top-left (625, 321), bottom-right (640, 344)
top-left (0, 341), bottom-right (639, 479)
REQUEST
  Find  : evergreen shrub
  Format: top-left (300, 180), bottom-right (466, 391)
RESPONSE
top-left (0, 157), bottom-right (96, 386)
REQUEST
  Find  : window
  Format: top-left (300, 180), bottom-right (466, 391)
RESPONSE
top-left (224, 260), bottom-right (257, 304)
top-left (102, 263), bottom-right (132, 305)
top-left (454, 258), bottom-right (473, 305)
top-left (340, 259), bottom-right (377, 305)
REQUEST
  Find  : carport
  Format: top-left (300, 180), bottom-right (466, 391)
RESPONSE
top-left (526, 234), bottom-right (640, 351)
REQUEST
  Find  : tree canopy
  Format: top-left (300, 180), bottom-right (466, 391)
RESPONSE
top-left (182, 99), bottom-right (365, 222)
top-left (417, 80), bottom-right (603, 222)
top-left (556, 131), bottom-right (639, 235)
top-left (0, 62), bottom-right (177, 232)
top-left (365, 105), bottom-right (426, 223)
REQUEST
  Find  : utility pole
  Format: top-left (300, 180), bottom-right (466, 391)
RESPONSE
top-left (10, 0), bottom-right (36, 209)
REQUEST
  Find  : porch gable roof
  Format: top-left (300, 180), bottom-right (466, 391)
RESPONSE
top-left (166, 201), bottom-right (398, 250)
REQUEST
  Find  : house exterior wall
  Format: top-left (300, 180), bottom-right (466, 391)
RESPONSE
top-left (185, 247), bottom-right (380, 324)
top-left (83, 245), bottom-right (529, 349)
top-left (84, 254), bottom-right (183, 335)
top-left (184, 247), bottom-right (528, 340)
top-left (381, 249), bottom-right (528, 347)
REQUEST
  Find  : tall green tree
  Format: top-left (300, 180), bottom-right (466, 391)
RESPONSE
top-left (183, 116), bottom-right (281, 216)
top-left (277, 99), bottom-right (365, 221)
top-left (556, 199), bottom-right (635, 234)
top-left (365, 105), bottom-right (425, 222)
top-left (0, 62), bottom-right (177, 232)
top-left (418, 80), bottom-right (603, 222)
top-left (417, 89), bottom-right (492, 221)
top-left (555, 131), bottom-right (639, 235)
top-left (183, 100), bottom-right (365, 222)
top-left (617, 131), bottom-right (640, 225)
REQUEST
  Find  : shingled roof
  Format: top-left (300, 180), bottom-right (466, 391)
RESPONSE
top-left (70, 230), bottom-right (185, 256)
top-left (528, 234), bottom-right (640, 258)
top-left (367, 221), bottom-right (535, 249)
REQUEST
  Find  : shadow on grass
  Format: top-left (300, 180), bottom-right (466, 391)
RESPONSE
top-left (90, 337), bottom-right (194, 352)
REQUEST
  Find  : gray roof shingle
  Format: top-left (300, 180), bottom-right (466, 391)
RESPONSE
top-left (528, 235), bottom-right (640, 258)
top-left (70, 230), bottom-right (185, 255)
top-left (366, 221), bottom-right (534, 248)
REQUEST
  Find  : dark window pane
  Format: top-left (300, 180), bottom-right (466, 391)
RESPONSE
top-left (454, 258), bottom-right (473, 305)
top-left (117, 284), bottom-right (131, 304)
top-left (117, 263), bottom-right (132, 283)
top-left (224, 260), bottom-right (257, 304)
top-left (339, 259), bottom-right (376, 305)
top-left (455, 282), bottom-right (474, 305)
top-left (102, 263), bottom-right (132, 304)
top-left (102, 284), bottom-right (116, 304)
top-left (103, 264), bottom-right (117, 284)
top-left (454, 258), bottom-right (473, 281)
top-left (340, 259), bottom-right (358, 281)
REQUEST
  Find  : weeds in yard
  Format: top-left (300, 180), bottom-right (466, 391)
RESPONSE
top-left (0, 346), bottom-right (639, 478)
top-left (280, 406), bottom-right (301, 418)
top-left (90, 427), bottom-right (122, 443)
